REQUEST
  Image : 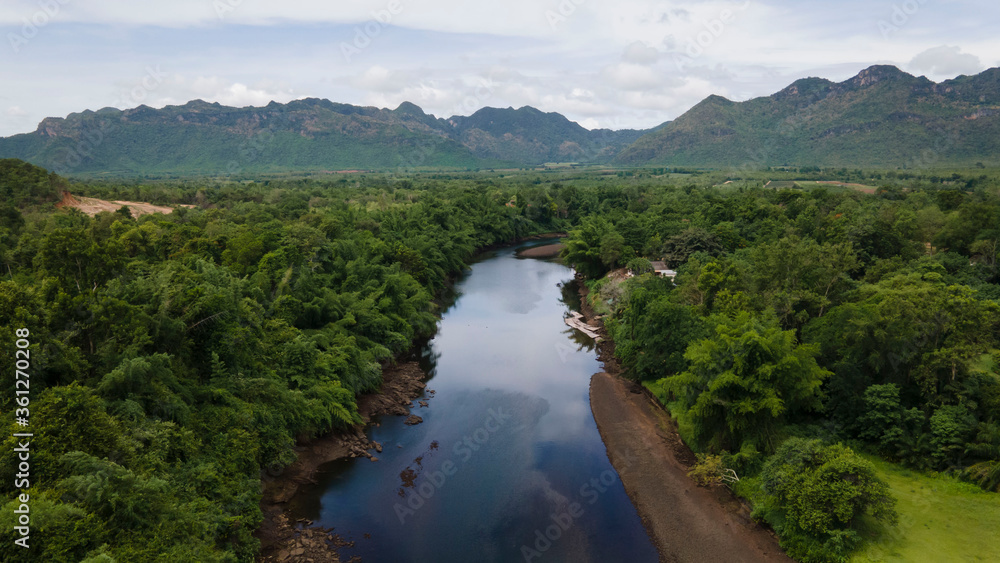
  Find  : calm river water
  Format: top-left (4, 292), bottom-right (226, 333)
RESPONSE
top-left (288, 241), bottom-right (659, 562)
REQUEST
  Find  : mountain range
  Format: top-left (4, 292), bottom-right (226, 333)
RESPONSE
top-left (0, 98), bottom-right (646, 176)
top-left (617, 65), bottom-right (1000, 169)
top-left (1, 65), bottom-right (998, 176)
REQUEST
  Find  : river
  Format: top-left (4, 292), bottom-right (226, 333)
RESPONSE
top-left (287, 241), bottom-right (660, 562)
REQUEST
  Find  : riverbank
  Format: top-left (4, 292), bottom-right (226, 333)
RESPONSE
top-left (590, 373), bottom-right (793, 562)
top-left (257, 361), bottom-right (429, 562)
top-left (255, 232), bottom-right (569, 562)
top-left (580, 280), bottom-right (793, 562)
top-left (482, 231), bottom-right (568, 255)
top-left (515, 242), bottom-right (565, 258)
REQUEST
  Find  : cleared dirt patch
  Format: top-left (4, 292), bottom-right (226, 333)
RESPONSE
top-left (56, 191), bottom-right (194, 217)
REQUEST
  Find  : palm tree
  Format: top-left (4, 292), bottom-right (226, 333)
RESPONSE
top-left (964, 420), bottom-right (1000, 491)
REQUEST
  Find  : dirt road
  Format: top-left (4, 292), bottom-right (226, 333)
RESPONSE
top-left (590, 372), bottom-right (794, 563)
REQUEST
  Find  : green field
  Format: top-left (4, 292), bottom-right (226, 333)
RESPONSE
top-left (851, 459), bottom-right (1000, 562)
top-left (793, 180), bottom-right (878, 193)
top-left (642, 376), bottom-right (1000, 563)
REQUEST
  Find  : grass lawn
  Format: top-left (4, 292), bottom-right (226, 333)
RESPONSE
top-left (851, 458), bottom-right (1000, 562)
top-left (640, 380), bottom-right (1000, 562)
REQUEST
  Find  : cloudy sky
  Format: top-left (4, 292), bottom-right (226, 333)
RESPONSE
top-left (0, 0), bottom-right (997, 136)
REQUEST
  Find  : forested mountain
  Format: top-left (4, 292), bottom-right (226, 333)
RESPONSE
top-left (0, 99), bottom-right (484, 176)
top-left (617, 65), bottom-right (1000, 168)
top-left (3, 65), bottom-right (999, 176)
top-left (445, 105), bottom-right (646, 163)
top-left (0, 100), bottom-right (647, 176)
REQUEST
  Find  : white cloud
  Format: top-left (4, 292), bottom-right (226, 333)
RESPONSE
top-left (617, 76), bottom-right (718, 112)
top-left (0, 0), bottom-right (571, 37)
top-left (908, 46), bottom-right (984, 77)
top-left (210, 82), bottom-right (300, 107)
top-left (2, 1), bottom-right (999, 137)
top-left (621, 41), bottom-right (660, 64)
top-left (351, 65), bottom-right (416, 91)
top-left (601, 62), bottom-right (664, 91)
top-left (6, 106), bottom-right (27, 117)
top-left (362, 76), bottom-right (496, 118)
top-left (494, 82), bottom-right (541, 106)
top-left (539, 93), bottom-right (610, 117)
top-left (140, 76), bottom-right (303, 109)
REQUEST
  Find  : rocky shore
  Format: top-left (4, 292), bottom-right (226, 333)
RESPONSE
top-left (256, 361), bottom-right (430, 562)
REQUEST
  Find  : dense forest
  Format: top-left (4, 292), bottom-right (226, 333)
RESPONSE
top-left (562, 170), bottom-right (1000, 562)
top-left (1, 158), bottom-right (999, 562)
top-left (0, 159), bottom-right (572, 562)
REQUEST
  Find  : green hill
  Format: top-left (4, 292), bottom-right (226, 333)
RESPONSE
top-left (446, 105), bottom-right (645, 163)
top-left (0, 99), bottom-right (648, 176)
top-left (0, 99), bottom-right (486, 176)
top-left (617, 65), bottom-right (1000, 168)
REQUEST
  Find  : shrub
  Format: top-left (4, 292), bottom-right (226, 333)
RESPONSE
top-left (754, 438), bottom-right (897, 563)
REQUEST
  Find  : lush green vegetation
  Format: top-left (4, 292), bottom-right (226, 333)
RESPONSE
top-left (564, 167), bottom-right (1000, 562)
top-left (2, 157), bottom-right (999, 561)
top-left (850, 457), bottom-right (1000, 562)
top-left (0, 160), bottom-right (588, 562)
top-left (747, 439), bottom-right (897, 561)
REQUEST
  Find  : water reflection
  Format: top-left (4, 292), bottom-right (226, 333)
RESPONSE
top-left (288, 242), bottom-right (658, 563)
